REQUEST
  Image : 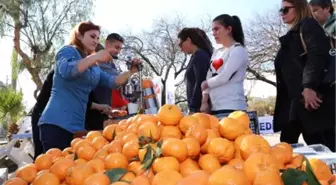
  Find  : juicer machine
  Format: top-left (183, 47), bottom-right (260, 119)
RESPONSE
top-left (122, 56), bottom-right (160, 115)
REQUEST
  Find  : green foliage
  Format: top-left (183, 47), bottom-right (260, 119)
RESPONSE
top-left (140, 138), bottom-right (163, 171)
top-left (281, 156), bottom-right (322, 185)
top-left (11, 49), bottom-right (18, 81)
top-left (105, 168), bottom-right (128, 183)
top-left (247, 96), bottom-right (275, 116)
top-left (11, 48), bottom-right (18, 90)
top-left (0, 87), bottom-right (25, 125)
top-left (0, 0), bottom-right (94, 87)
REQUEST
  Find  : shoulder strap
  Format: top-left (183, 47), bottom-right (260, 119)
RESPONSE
top-left (300, 22), bottom-right (335, 56)
top-left (299, 26), bottom-right (308, 57)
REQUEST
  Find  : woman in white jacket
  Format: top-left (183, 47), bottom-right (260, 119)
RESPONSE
top-left (201, 14), bottom-right (249, 115)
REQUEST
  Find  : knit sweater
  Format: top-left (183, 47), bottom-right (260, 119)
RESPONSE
top-left (204, 43), bottom-right (249, 111)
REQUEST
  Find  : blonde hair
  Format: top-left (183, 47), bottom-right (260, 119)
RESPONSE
top-left (283, 0), bottom-right (313, 27)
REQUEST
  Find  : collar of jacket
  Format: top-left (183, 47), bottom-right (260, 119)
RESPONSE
top-left (279, 18), bottom-right (311, 44)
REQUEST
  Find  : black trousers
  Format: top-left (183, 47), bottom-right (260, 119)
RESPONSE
top-left (85, 110), bottom-right (108, 131)
top-left (31, 112), bottom-right (43, 160)
top-left (39, 124), bottom-right (73, 152)
top-left (280, 120), bottom-right (335, 152)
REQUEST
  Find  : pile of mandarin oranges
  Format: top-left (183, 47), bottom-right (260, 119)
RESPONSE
top-left (4, 104), bottom-right (336, 185)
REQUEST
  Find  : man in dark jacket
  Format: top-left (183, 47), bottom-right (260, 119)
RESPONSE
top-left (309, 0), bottom-right (336, 38)
top-left (31, 70), bottom-right (54, 159)
top-left (85, 33), bottom-right (124, 130)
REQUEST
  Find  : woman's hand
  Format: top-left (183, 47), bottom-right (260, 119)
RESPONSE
top-left (97, 104), bottom-right (112, 115)
top-left (110, 109), bottom-right (128, 118)
top-left (200, 102), bottom-right (210, 113)
top-left (302, 88), bottom-right (322, 110)
top-left (94, 48), bottom-right (118, 63)
top-left (201, 81), bottom-right (209, 91)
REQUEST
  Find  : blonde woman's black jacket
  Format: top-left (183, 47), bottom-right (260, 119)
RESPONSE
top-left (273, 17), bottom-right (334, 134)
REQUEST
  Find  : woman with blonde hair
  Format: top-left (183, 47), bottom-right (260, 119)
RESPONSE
top-left (274, 0), bottom-right (335, 151)
top-left (38, 21), bottom-right (141, 151)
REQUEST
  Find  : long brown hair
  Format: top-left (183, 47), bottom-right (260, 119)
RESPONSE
top-left (178, 27), bottom-right (213, 57)
top-left (69, 21), bottom-right (101, 57)
top-left (282, 0), bottom-right (313, 27)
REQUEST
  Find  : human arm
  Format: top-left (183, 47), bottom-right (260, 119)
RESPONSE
top-left (87, 92), bottom-right (111, 115)
top-left (200, 91), bottom-right (211, 113)
top-left (205, 47), bottom-right (248, 89)
top-left (301, 18), bottom-right (330, 90)
top-left (98, 58), bottom-right (142, 89)
top-left (91, 103), bottom-right (112, 115)
top-left (301, 19), bottom-right (330, 109)
top-left (56, 46), bottom-right (115, 79)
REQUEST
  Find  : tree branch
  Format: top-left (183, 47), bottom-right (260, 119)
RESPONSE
top-left (175, 99), bottom-right (187, 104)
top-left (132, 49), bottom-right (161, 77)
top-left (47, 0), bottom-right (76, 42)
top-left (2, 34), bottom-right (31, 46)
top-left (247, 66), bottom-right (276, 87)
top-left (174, 54), bottom-right (188, 78)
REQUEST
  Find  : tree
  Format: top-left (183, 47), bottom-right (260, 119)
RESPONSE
top-left (244, 9), bottom-right (288, 87)
top-left (11, 49), bottom-right (19, 90)
top-left (175, 80), bottom-right (187, 105)
top-left (0, 87), bottom-right (25, 126)
top-left (247, 96), bottom-right (276, 116)
top-left (0, 0), bottom-right (94, 98)
top-left (121, 16), bottom-right (193, 105)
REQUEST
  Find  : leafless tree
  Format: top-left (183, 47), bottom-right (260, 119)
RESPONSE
top-left (0, 0), bottom-right (93, 98)
top-left (244, 9), bottom-right (288, 87)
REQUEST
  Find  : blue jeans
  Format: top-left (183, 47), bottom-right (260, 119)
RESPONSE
top-left (39, 124), bottom-right (73, 152)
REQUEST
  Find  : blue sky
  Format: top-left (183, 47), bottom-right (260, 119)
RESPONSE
top-left (0, 0), bottom-right (280, 109)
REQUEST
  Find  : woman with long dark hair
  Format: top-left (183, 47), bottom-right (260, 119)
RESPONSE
top-left (274, 0), bottom-right (335, 151)
top-left (178, 27), bottom-right (213, 113)
top-left (38, 21), bottom-right (141, 152)
top-left (200, 14), bottom-right (249, 115)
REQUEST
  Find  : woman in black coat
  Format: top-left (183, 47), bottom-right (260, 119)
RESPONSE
top-left (274, 0), bottom-right (335, 151)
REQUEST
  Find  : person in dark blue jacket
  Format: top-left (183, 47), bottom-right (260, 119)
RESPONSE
top-left (85, 33), bottom-right (125, 131)
top-left (177, 28), bottom-right (213, 114)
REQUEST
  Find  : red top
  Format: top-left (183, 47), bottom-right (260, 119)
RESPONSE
top-left (111, 89), bottom-right (129, 108)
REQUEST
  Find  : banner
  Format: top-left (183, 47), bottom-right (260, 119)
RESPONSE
top-left (151, 77), bottom-right (162, 107)
top-left (257, 116), bottom-right (274, 134)
top-left (165, 70), bottom-right (175, 104)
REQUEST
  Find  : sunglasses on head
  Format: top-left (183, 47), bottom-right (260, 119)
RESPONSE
top-left (279, 6), bottom-right (295, 14)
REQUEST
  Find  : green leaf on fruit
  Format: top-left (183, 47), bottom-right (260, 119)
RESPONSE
top-left (303, 157), bottom-right (321, 185)
top-left (111, 129), bottom-right (116, 141)
top-left (155, 140), bottom-right (163, 157)
top-left (105, 168), bottom-right (128, 183)
top-left (281, 168), bottom-right (307, 185)
top-left (142, 144), bottom-right (155, 170)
